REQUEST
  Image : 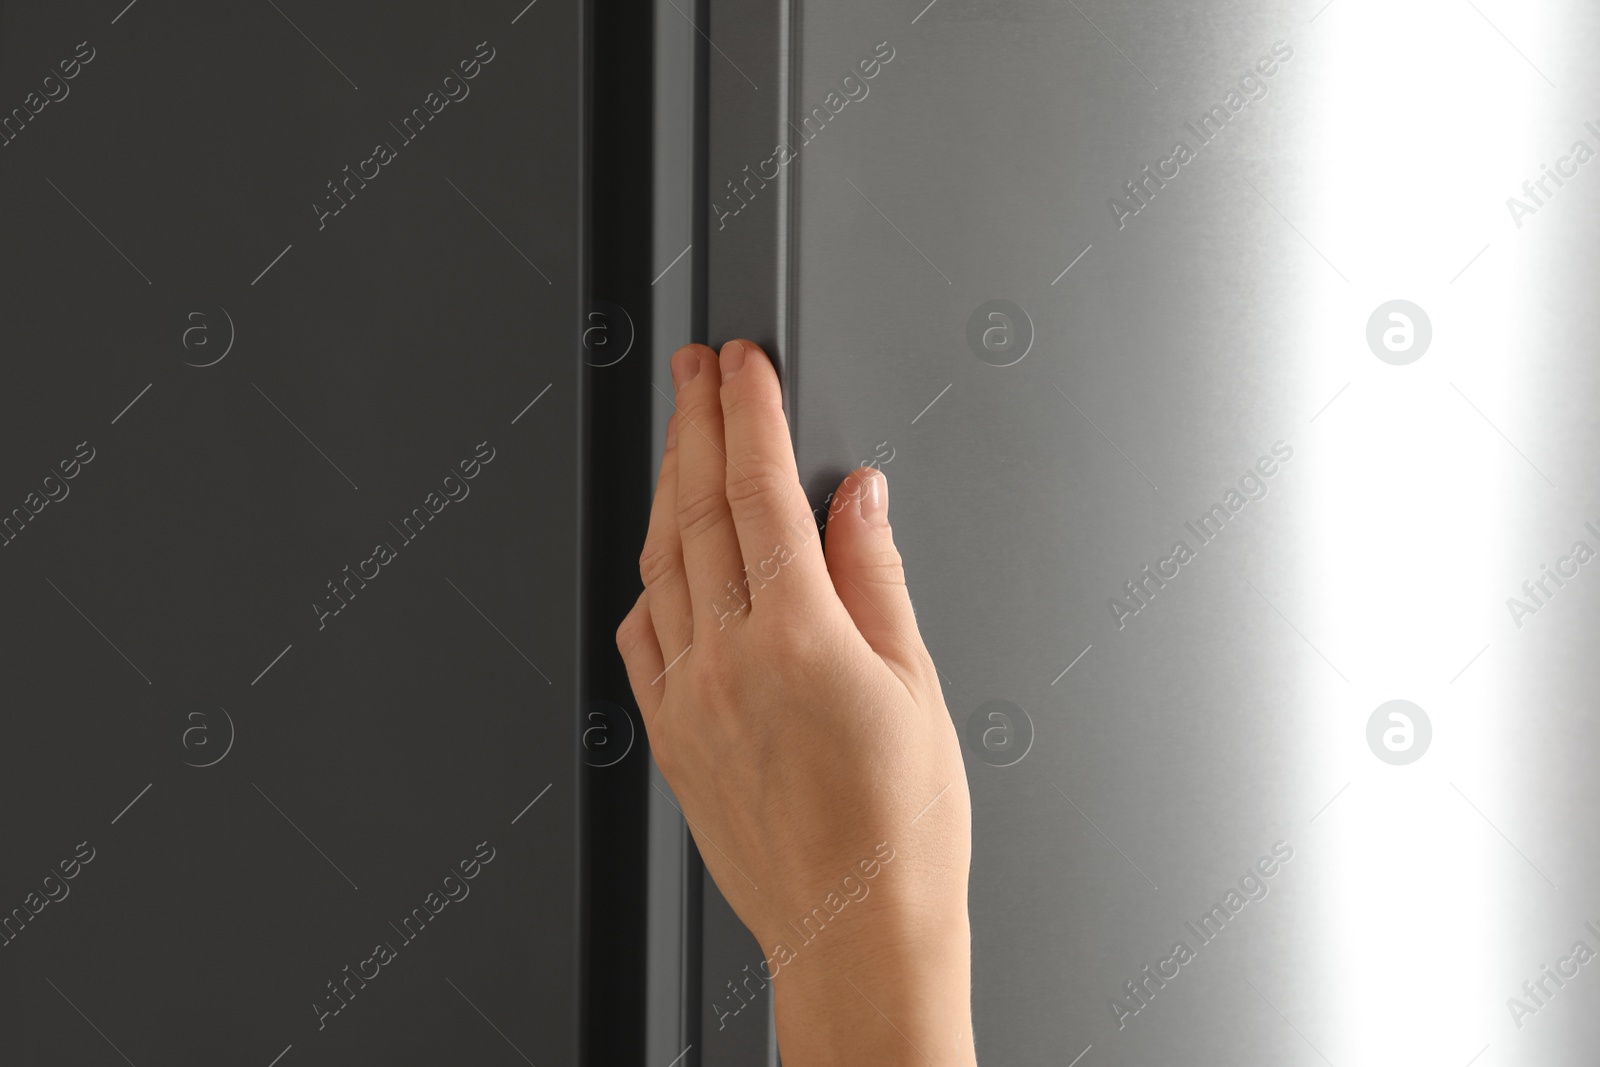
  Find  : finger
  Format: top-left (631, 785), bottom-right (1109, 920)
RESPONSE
top-left (674, 342), bottom-right (746, 637)
top-left (615, 589), bottom-right (666, 727)
top-left (824, 467), bottom-right (938, 692)
top-left (717, 339), bottom-right (828, 614)
top-left (640, 370), bottom-right (694, 658)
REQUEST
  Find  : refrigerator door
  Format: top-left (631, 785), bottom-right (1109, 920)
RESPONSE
top-left (698, 1), bottom-right (1600, 1065)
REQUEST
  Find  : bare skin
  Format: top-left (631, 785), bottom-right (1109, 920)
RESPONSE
top-left (615, 340), bottom-right (978, 1065)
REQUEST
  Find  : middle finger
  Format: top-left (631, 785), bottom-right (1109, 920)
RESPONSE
top-left (671, 343), bottom-right (748, 638)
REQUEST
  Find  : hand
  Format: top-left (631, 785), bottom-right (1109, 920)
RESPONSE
top-left (615, 340), bottom-right (977, 1065)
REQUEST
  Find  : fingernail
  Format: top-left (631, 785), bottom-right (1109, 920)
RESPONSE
top-left (671, 349), bottom-right (700, 391)
top-left (720, 340), bottom-right (747, 379)
top-left (665, 414), bottom-right (678, 449)
top-left (860, 470), bottom-right (888, 526)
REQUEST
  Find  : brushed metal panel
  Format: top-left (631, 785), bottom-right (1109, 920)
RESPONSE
top-left (705, 0), bottom-right (1600, 1064)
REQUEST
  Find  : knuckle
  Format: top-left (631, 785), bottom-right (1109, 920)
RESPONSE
top-left (676, 479), bottom-right (729, 539)
top-left (676, 382), bottom-right (722, 427)
top-left (852, 545), bottom-right (908, 586)
top-left (705, 582), bottom-right (751, 631)
top-left (638, 539), bottom-right (679, 588)
top-left (614, 617), bottom-right (637, 655)
top-left (615, 595), bottom-right (652, 650)
top-left (722, 386), bottom-right (785, 427)
top-left (723, 456), bottom-right (794, 512)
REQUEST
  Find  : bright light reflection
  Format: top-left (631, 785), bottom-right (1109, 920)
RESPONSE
top-left (1305, 1), bottom-right (1543, 1063)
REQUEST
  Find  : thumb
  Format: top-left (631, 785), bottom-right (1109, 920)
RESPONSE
top-left (823, 468), bottom-right (937, 692)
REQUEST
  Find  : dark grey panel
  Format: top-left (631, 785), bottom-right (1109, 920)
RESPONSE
top-left (699, 3), bottom-right (786, 1066)
top-left (702, 0), bottom-right (1600, 1065)
top-left (0, 2), bottom-right (581, 1065)
top-left (647, 4), bottom-right (703, 1066)
top-left (705, 0), bottom-right (793, 391)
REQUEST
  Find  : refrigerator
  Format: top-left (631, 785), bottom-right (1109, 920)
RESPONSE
top-left (4, 0), bottom-right (1599, 1064)
top-left (668, 0), bottom-right (1600, 1065)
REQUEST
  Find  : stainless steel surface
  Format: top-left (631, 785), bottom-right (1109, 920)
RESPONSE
top-left (699, 0), bottom-right (1600, 1063)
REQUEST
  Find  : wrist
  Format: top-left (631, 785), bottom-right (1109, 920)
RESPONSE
top-left (770, 906), bottom-right (976, 1067)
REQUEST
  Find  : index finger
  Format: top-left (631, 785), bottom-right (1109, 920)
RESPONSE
top-left (717, 340), bottom-right (829, 613)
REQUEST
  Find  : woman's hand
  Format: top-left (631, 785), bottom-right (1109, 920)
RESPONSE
top-left (615, 340), bottom-right (976, 1065)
